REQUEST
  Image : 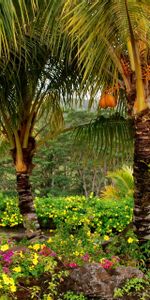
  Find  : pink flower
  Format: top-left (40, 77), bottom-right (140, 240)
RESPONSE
top-left (50, 251), bottom-right (57, 257)
top-left (2, 267), bottom-right (10, 274)
top-left (68, 262), bottom-right (78, 268)
top-left (2, 250), bottom-right (14, 264)
top-left (82, 253), bottom-right (90, 262)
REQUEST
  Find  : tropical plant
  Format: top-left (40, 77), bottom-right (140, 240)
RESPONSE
top-left (60, 0), bottom-right (150, 243)
top-left (0, 34), bottom-right (82, 238)
top-left (0, 0), bottom-right (88, 238)
top-left (101, 166), bottom-right (134, 200)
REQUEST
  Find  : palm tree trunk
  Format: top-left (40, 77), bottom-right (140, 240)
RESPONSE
top-left (17, 171), bottom-right (41, 238)
top-left (11, 139), bottom-right (42, 239)
top-left (133, 108), bottom-right (150, 242)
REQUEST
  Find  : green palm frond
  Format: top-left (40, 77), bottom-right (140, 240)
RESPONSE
top-left (62, 0), bottom-right (150, 92)
top-left (75, 111), bottom-right (134, 164)
top-left (108, 165), bottom-right (133, 191)
top-left (0, 0), bottom-right (40, 59)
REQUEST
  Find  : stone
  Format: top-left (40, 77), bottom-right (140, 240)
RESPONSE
top-left (63, 263), bottom-right (145, 300)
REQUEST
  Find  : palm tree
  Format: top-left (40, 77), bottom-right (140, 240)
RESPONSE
top-left (0, 38), bottom-right (80, 237)
top-left (61, 0), bottom-right (150, 243)
top-left (0, 0), bottom-right (81, 238)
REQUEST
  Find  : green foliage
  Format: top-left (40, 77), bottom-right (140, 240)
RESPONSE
top-left (114, 277), bottom-right (150, 299)
top-left (63, 291), bottom-right (87, 300)
top-left (0, 110), bottom-right (111, 198)
top-left (0, 193), bottom-right (135, 264)
top-left (32, 110), bottom-right (109, 197)
top-left (101, 166), bottom-right (134, 200)
top-left (36, 195), bottom-right (133, 236)
top-left (75, 113), bottom-right (134, 164)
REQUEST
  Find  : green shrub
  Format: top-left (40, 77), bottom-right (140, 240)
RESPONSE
top-left (0, 195), bottom-right (133, 236)
top-left (35, 195), bottom-right (133, 236)
top-left (114, 277), bottom-right (150, 299)
top-left (0, 196), bottom-right (22, 227)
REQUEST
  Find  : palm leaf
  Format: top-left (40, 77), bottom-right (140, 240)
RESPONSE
top-left (75, 111), bottom-right (134, 165)
top-left (101, 165), bottom-right (133, 199)
top-left (62, 0), bottom-right (150, 93)
top-left (0, 0), bottom-right (40, 59)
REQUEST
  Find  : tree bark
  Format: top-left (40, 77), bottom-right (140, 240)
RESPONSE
top-left (11, 137), bottom-right (42, 239)
top-left (133, 108), bottom-right (150, 242)
top-left (17, 171), bottom-right (42, 238)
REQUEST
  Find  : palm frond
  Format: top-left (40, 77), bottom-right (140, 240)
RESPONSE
top-left (0, 37), bottom-right (84, 149)
top-left (101, 165), bottom-right (133, 199)
top-left (75, 111), bottom-right (134, 165)
top-left (0, 0), bottom-right (39, 59)
top-left (62, 0), bottom-right (150, 93)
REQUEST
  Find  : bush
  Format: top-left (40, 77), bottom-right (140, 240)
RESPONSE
top-left (0, 195), bottom-right (133, 236)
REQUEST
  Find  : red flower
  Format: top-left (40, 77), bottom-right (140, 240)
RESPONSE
top-left (68, 262), bottom-right (78, 268)
top-left (100, 259), bottom-right (114, 270)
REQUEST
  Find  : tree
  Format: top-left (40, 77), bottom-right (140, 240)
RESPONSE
top-left (32, 110), bottom-right (109, 197)
top-left (61, 0), bottom-right (150, 243)
top-left (0, 0), bottom-right (83, 238)
top-left (0, 38), bottom-right (81, 237)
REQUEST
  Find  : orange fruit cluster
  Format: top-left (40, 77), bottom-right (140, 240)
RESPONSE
top-left (99, 94), bottom-right (117, 109)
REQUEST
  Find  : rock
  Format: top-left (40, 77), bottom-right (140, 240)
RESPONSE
top-left (63, 263), bottom-right (144, 300)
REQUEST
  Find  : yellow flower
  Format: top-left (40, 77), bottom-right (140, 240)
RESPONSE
top-left (47, 238), bottom-right (52, 243)
top-left (87, 231), bottom-right (91, 237)
top-left (10, 284), bottom-right (16, 292)
top-left (104, 235), bottom-right (110, 241)
top-left (1, 244), bottom-right (9, 251)
top-left (46, 296), bottom-right (53, 300)
top-left (127, 237), bottom-right (134, 244)
top-left (32, 244), bottom-right (40, 251)
top-left (2, 274), bottom-right (10, 285)
top-left (9, 277), bottom-right (15, 286)
top-left (70, 234), bottom-right (74, 240)
top-left (13, 266), bottom-right (21, 273)
top-left (0, 280), bottom-right (2, 289)
top-left (33, 253), bottom-right (38, 265)
top-left (19, 251), bottom-right (24, 258)
top-left (41, 244), bottom-right (46, 250)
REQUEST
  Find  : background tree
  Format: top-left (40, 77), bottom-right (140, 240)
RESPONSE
top-left (32, 110), bottom-right (109, 197)
top-left (0, 108), bottom-right (133, 199)
top-left (61, 0), bottom-right (150, 242)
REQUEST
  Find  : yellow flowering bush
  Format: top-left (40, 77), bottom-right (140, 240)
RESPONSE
top-left (0, 195), bottom-right (133, 236)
